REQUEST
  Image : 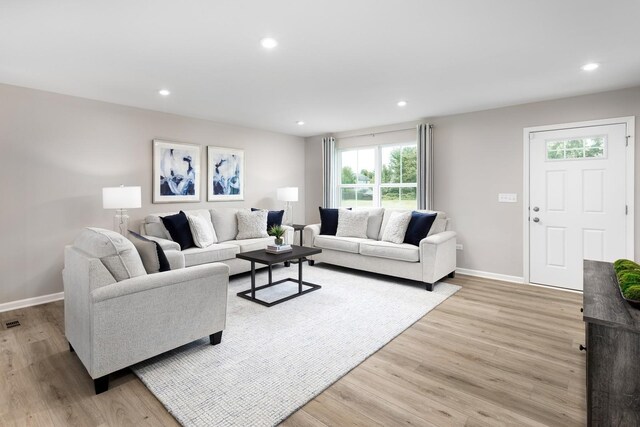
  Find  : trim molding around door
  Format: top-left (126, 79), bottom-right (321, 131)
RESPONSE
top-left (522, 116), bottom-right (635, 285)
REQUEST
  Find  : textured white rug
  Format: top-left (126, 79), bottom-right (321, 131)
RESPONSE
top-left (132, 264), bottom-right (460, 427)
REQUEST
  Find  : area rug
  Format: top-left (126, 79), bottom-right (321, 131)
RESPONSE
top-left (132, 264), bottom-right (460, 427)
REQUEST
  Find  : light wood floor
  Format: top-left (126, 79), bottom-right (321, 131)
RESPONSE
top-left (0, 275), bottom-right (586, 426)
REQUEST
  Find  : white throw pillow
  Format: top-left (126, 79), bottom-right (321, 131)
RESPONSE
top-left (236, 210), bottom-right (269, 240)
top-left (336, 209), bottom-right (369, 238)
top-left (381, 211), bottom-right (412, 244)
top-left (187, 213), bottom-right (217, 247)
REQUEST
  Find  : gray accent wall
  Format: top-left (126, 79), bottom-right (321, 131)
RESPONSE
top-left (305, 86), bottom-right (640, 278)
top-left (0, 83), bottom-right (306, 306)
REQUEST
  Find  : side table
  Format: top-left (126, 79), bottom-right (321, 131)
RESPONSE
top-left (286, 224), bottom-right (307, 266)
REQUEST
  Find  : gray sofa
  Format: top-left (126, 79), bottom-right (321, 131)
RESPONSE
top-left (303, 208), bottom-right (456, 290)
top-left (140, 208), bottom-right (294, 275)
top-left (63, 227), bottom-right (229, 394)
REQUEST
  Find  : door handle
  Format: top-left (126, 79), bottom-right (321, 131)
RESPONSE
top-left (532, 206), bottom-right (539, 212)
top-left (532, 217), bottom-right (540, 223)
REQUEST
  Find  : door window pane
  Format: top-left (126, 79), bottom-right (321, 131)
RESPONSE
top-left (546, 136), bottom-right (606, 161)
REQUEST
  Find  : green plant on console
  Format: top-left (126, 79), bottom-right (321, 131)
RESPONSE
top-left (618, 271), bottom-right (640, 291)
top-left (614, 259), bottom-right (640, 274)
top-left (624, 285), bottom-right (640, 301)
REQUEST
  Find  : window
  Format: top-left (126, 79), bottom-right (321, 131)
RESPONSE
top-left (338, 143), bottom-right (417, 209)
top-left (546, 135), bottom-right (606, 161)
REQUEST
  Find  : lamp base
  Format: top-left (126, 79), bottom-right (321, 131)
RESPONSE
top-left (284, 202), bottom-right (293, 226)
top-left (114, 210), bottom-right (130, 236)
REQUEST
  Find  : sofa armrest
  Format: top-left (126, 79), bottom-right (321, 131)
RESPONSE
top-left (91, 263), bottom-right (229, 303)
top-left (303, 224), bottom-right (321, 247)
top-left (420, 231), bottom-right (457, 285)
top-left (144, 235), bottom-right (181, 252)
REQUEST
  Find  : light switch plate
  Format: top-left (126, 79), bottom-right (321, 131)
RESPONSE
top-left (498, 193), bottom-right (517, 203)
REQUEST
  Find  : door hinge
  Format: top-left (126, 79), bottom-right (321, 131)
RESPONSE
top-left (626, 135), bottom-right (630, 147)
top-left (626, 205), bottom-right (628, 215)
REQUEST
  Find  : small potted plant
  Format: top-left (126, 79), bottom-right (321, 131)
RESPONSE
top-left (268, 225), bottom-right (286, 246)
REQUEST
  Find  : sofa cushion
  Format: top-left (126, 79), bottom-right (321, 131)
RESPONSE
top-left (313, 235), bottom-right (370, 254)
top-left (226, 237), bottom-right (276, 253)
top-left (336, 209), bottom-right (369, 238)
top-left (210, 208), bottom-right (245, 242)
top-left (381, 211), bottom-right (412, 244)
top-left (360, 207), bottom-right (384, 239)
top-left (359, 240), bottom-right (420, 262)
top-left (127, 230), bottom-right (171, 273)
top-left (251, 208), bottom-right (285, 230)
top-left (182, 243), bottom-right (240, 267)
top-left (236, 210), bottom-right (269, 240)
top-left (161, 211), bottom-right (195, 250)
top-left (187, 211), bottom-right (218, 247)
top-left (74, 227), bottom-right (147, 281)
top-left (404, 211), bottom-right (437, 246)
top-left (142, 215), bottom-right (171, 239)
top-left (319, 207), bottom-right (351, 235)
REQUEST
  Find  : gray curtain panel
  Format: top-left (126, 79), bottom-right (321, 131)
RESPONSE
top-left (417, 123), bottom-right (433, 210)
top-left (322, 136), bottom-right (336, 207)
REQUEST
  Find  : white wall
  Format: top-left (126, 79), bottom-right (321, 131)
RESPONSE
top-left (0, 83), bottom-right (306, 306)
top-left (305, 86), bottom-right (640, 278)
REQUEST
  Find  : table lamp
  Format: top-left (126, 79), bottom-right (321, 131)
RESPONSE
top-left (277, 187), bottom-right (298, 225)
top-left (103, 185), bottom-right (142, 235)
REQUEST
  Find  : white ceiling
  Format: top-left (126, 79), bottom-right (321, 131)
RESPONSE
top-left (1, 0), bottom-right (639, 137)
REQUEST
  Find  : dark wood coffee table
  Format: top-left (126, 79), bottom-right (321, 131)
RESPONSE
top-left (235, 245), bottom-right (322, 307)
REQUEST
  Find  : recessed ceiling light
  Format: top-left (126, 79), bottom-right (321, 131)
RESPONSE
top-left (260, 37), bottom-right (278, 49)
top-left (581, 63), bottom-right (599, 71)
top-left (296, 121), bottom-right (305, 126)
top-left (158, 89), bottom-right (171, 96)
top-left (397, 100), bottom-right (407, 107)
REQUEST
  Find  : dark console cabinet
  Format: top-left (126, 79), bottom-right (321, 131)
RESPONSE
top-left (583, 260), bottom-right (640, 426)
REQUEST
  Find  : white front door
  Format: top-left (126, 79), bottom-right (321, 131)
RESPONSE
top-left (529, 123), bottom-right (628, 290)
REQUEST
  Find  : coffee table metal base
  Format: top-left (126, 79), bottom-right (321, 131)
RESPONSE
top-left (236, 261), bottom-right (321, 307)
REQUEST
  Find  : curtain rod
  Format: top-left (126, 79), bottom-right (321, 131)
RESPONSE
top-left (335, 127), bottom-right (415, 140)
top-left (335, 124), bottom-right (431, 140)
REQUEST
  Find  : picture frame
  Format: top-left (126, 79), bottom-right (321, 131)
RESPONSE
top-left (207, 146), bottom-right (244, 201)
top-left (153, 139), bottom-right (201, 203)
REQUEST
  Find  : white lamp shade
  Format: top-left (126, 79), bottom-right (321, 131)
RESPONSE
top-left (103, 186), bottom-right (142, 209)
top-left (277, 187), bottom-right (298, 202)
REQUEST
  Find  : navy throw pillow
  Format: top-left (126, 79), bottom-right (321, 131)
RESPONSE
top-left (319, 207), bottom-right (351, 235)
top-left (404, 211), bottom-right (437, 246)
top-left (251, 208), bottom-right (285, 230)
top-left (161, 211), bottom-right (194, 250)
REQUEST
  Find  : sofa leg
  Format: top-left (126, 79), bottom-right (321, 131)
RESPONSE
top-left (69, 342), bottom-right (75, 353)
top-left (425, 283), bottom-right (434, 292)
top-left (448, 271), bottom-right (456, 279)
top-left (284, 261), bottom-right (291, 267)
top-left (210, 331), bottom-right (223, 345)
top-left (308, 260), bottom-right (315, 266)
top-left (94, 375), bottom-right (109, 395)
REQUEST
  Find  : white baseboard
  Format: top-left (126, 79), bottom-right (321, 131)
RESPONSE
top-left (0, 292), bottom-right (64, 314)
top-left (455, 268), bottom-right (524, 284)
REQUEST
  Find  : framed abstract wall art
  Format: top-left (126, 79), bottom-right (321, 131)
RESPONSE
top-left (153, 139), bottom-right (201, 203)
top-left (207, 146), bottom-right (244, 201)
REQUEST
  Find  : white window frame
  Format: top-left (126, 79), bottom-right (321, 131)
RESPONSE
top-left (337, 142), bottom-right (418, 209)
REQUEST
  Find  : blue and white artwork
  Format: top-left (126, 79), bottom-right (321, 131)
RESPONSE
top-left (208, 146), bottom-right (244, 201)
top-left (153, 140), bottom-right (201, 203)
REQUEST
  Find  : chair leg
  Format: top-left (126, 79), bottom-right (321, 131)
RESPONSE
top-left (94, 375), bottom-right (109, 395)
top-left (210, 331), bottom-right (223, 345)
top-left (448, 271), bottom-right (456, 278)
top-left (69, 342), bottom-right (75, 353)
top-left (425, 282), bottom-right (434, 292)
